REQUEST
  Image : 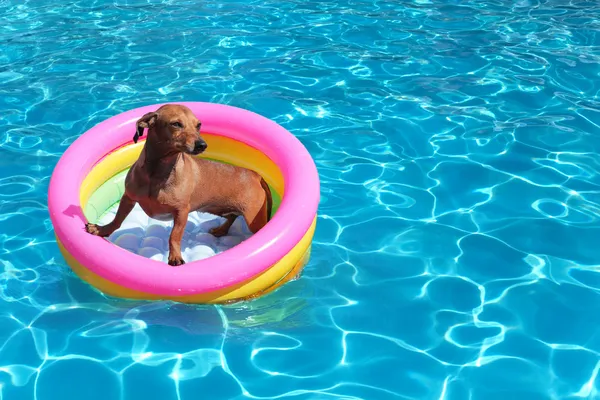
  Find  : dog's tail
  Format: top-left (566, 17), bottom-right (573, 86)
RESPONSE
top-left (260, 178), bottom-right (273, 222)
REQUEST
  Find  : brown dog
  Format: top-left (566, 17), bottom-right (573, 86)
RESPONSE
top-left (85, 104), bottom-right (273, 266)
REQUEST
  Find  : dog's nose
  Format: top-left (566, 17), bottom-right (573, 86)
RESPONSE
top-left (194, 140), bottom-right (207, 153)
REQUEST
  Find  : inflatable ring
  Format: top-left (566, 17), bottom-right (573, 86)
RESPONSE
top-left (48, 102), bottom-right (320, 304)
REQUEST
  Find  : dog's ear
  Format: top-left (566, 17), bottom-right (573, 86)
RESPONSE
top-left (133, 112), bottom-right (158, 143)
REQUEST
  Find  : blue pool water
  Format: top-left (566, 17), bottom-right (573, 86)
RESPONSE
top-left (1, 0), bottom-right (600, 398)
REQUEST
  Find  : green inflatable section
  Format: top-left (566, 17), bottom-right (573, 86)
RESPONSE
top-left (84, 164), bottom-right (282, 224)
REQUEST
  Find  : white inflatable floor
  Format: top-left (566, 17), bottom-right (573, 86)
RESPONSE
top-left (97, 204), bottom-right (253, 263)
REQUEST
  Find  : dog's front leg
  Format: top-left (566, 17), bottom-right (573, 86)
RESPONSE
top-left (167, 207), bottom-right (190, 266)
top-left (85, 194), bottom-right (136, 237)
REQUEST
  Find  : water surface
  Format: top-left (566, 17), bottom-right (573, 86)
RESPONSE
top-left (1, 0), bottom-right (600, 399)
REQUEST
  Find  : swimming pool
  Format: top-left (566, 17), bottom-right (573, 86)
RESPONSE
top-left (1, 0), bottom-right (600, 398)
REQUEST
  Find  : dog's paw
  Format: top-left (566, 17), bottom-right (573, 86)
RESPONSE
top-left (85, 223), bottom-right (109, 237)
top-left (168, 255), bottom-right (186, 267)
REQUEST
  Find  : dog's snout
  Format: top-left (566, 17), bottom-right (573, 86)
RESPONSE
top-left (193, 140), bottom-right (207, 153)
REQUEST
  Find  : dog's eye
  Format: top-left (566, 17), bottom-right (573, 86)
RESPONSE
top-left (171, 122), bottom-right (183, 128)
top-left (196, 123), bottom-right (201, 131)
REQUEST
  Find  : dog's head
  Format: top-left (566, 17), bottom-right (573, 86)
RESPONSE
top-left (133, 104), bottom-right (208, 155)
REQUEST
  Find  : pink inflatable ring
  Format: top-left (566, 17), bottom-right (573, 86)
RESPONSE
top-left (48, 102), bottom-right (320, 304)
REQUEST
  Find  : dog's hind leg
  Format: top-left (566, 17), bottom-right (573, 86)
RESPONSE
top-left (209, 214), bottom-right (237, 238)
top-left (244, 200), bottom-right (269, 235)
top-left (85, 194), bottom-right (136, 237)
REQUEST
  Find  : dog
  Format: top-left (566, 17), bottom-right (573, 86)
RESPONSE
top-left (85, 104), bottom-right (273, 266)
